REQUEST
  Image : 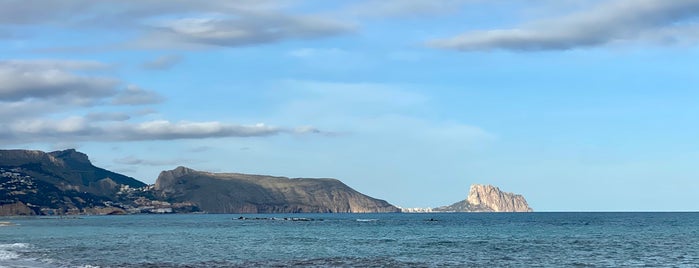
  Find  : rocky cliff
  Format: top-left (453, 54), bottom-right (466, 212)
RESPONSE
top-left (154, 166), bottom-right (400, 213)
top-left (434, 184), bottom-right (532, 212)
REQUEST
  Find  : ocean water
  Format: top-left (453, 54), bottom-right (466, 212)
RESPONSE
top-left (1, 213), bottom-right (698, 267)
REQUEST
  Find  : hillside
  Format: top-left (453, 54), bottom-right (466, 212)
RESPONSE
top-left (0, 149), bottom-right (190, 215)
top-left (0, 149), bottom-right (399, 215)
top-left (155, 166), bottom-right (400, 213)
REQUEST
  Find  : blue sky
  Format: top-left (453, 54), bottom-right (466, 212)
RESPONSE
top-left (1, 0), bottom-right (698, 211)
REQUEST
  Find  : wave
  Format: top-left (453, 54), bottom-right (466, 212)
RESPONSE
top-left (0, 243), bottom-right (30, 261)
top-left (0, 243), bottom-right (58, 268)
top-left (356, 219), bottom-right (378, 222)
top-left (0, 248), bottom-right (19, 261)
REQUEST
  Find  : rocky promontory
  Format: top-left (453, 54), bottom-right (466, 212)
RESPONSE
top-left (433, 184), bottom-right (532, 212)
top-left (0, 149), bottom-right (193, 216)
top-left (154, 166), bottom-right (401, 213)
top-left (0, 149), bottom-right (148, 215)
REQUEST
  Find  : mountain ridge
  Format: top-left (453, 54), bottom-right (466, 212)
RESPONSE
top-left (0, 149), bottom-right (400, 215)
top-left (154, 166), bottom-right (400, 213)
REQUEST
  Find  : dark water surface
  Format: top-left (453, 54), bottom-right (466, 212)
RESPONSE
top-left (1, 213), bottom-right (698, 267)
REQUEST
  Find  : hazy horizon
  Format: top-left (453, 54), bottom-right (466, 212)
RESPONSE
top-left (1, 0), bottom-right (698, 211)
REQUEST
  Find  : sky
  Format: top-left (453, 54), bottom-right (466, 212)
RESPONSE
top-left (1, 0), bottom-right (698, 211)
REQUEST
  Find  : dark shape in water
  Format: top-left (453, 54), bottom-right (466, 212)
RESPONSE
top-left (236, 216), bottom-right (321, 221)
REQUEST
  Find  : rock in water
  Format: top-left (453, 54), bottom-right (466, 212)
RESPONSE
top-left (154, 166), bottom-right (401, 213)
top-left (435, 184), bottom-right (532, 212)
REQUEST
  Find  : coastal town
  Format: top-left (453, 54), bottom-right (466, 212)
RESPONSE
top-left (0, 167), bottom-right (196, 216)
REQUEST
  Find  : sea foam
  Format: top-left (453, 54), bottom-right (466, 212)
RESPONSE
top-left (0, 243), bottom-right (29, 261)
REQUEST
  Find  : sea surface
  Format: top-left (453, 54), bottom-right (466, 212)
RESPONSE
top-left (1, 213), bottom-right (698, 267)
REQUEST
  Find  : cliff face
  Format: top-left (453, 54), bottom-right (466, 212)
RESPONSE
top-left (154, 166), bottom-right (400, 213)
top-left (435, 184), bottom-right (532, 212)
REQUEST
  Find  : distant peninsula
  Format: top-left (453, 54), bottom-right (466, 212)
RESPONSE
top-left (154, 166), bottom-right (400, 213)
top-left (0, 149), bottom-right (398, 215)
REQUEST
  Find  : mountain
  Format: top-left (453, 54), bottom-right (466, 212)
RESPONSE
top-left (434, 184), bottom-right (532, 212)
top-left (1, 149), bottom-right (399, 215)
top-left (0, 149), bottom-right (149, 215)
top-left (154, 166), bottom-right (401, 213)
top-left (0, 149), bottom-right (145, 193)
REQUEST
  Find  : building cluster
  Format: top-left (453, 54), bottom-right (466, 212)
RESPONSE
top-left (0, 168), bottom-right (37, 197)
top-left (1, 167), bottom-right (196, 215)
top-left (399, 207), bottom-right (434, 213)
top-left (115, 185), bottom-right (194, 213)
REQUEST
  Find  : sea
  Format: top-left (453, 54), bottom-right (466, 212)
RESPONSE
top-left (1, 212), bottom-right (698, 267)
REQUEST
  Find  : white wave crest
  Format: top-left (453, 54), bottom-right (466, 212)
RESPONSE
top-left (0, 243), bottom-right (30, 249)
top-left (0, 243), bottom-right (30, 261)
top-left (0, 250), bottom-right (19, 261)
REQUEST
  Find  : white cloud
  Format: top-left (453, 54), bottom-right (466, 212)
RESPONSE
top-left (0, 59), bottom-right (165, 122)
top-left (0, 60), bottom-right (117, 102)
top-left (142, 54), bottom-right (183, 70)
top-left (119, 121), bottom-right (280, 140)
top-left (9, 117), bottom-right (92, 135)
top-left (0, 58), bottom-right (325, 145)
top-left (345, 0), bottom-right (478, 17)
top-left (111, 85), bottom-right (165, 105)
top-left (0, 98), bottom-right (70, 119)
top-left (0, 0), bottom-right (289, 26)
top-left (113, 156), bottom-right (187, 166)
top-left (85, 112), bottom-right (131, 122)
top-left (139, 14), bottom-right (355, 48)
top-left (1, 117), bottom-right (324, 145)
top-left (0, 1), bottom-right (355, 48)
top-left (429, 0), bottom-right (699, 51)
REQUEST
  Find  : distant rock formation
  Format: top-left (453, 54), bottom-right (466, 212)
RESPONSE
top-left (154, 166), bottom-right (401, 213)
top-left (434, 184), bottom-right (532, 212)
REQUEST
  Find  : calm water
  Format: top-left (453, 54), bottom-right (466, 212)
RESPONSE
top-left (1, 213), bottom-right (698, 267)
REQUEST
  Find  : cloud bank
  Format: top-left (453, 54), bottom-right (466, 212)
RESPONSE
top-left (0, 59), bottom-right (325, 145)
top-left (0, 60), bottom-right (116, 102)
top-left (0, 60), bottom-right (163, 119)
top-left (0, 1), bottom-right (355, 49)
top-left (345, 0), bottom-right (477, 17)
top-left (3, 117), bottom-right (299, 144)
top-left (430, 0), bottom-right (699, 51)
top-left (139, 14), bottom-right (355, 49)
